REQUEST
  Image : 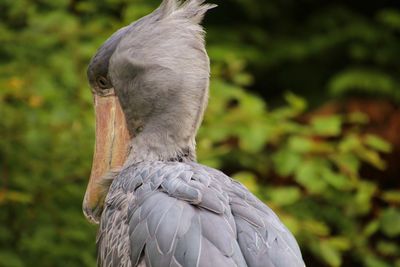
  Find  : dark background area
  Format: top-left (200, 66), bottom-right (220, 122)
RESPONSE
top-left (1, 0), bottom-right (399, 266)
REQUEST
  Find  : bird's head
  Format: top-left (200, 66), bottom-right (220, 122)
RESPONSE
top-left (83, 0), bottom-right (216, 224)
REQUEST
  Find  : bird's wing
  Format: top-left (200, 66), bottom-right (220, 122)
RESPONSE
top-left (98, 162), bottom-right (248, 267)
top-left (202, 166), bottom-right (305, 267)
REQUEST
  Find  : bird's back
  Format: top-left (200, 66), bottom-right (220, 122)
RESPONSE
top-left (97, 161), bottom-right (305, 267)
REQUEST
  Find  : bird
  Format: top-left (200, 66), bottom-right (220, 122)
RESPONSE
top-left (82, 0), bottom-right (306, 266)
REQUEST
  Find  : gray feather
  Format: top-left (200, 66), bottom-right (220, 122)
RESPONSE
top-left (174, 213), bottom-right (202, 266)
top-left (155, 201), bottom-right (184, 254)
top-left (129, 221), bottom-right (148, 266)
top-left (200, 211), bottom-right (235, 257)
top-left (146, 195), bottom-right (175, 235)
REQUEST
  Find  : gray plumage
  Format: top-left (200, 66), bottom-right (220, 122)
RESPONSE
top-left (87, 0), bottom-right (306, 266)
top-left (98, 162), bottom-right (304, 267)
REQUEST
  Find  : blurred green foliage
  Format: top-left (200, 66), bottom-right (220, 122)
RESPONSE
top-left (1, 0), bottom-right (399, 266)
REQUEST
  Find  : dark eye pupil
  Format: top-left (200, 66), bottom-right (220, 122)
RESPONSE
top-left (97, 76), bottom-right (109, 89)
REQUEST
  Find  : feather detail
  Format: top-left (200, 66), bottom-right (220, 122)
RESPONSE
top-left (178, 0), bottom-right (217, 23)
top-left (158, 0), bottom-right (217, 23)
top-left (159, 0), bottom-right (179, 18)
top-left (97, 161), bottom-right (305, 266)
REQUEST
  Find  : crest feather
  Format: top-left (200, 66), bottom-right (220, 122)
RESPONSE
top-left (159, 0), bottom-right (217, 23)
top-left (180, 0), bottom-right (217, 23)
top-left (159, 0), bottom-right (179, 18)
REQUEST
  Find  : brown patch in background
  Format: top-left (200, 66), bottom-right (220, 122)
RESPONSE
top-left (311, 98), bottom-right (400, 188)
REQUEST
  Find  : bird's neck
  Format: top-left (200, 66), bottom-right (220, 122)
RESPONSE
top-left (123, 105), bottom-right (205, 165)
top-left (125, 130), bottom-right (197, 164)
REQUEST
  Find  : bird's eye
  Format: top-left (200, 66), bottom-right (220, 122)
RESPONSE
top-left (96, 76), bottom-right (110, 89)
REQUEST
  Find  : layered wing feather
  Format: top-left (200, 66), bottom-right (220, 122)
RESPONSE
top-left (230, 181), bottom-right (304, 267)
top-left (98, 162), bottom-right (248, 267)
top-left (98, 162), bottom-right (305, 267)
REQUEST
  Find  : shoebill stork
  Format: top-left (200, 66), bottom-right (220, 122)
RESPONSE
top-left (82, 0), bottom-right (306, 266)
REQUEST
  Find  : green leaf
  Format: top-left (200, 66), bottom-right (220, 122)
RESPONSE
top-left (380, 208), bottom-right (400, 237)
top-left (295, 160), bottom-right (327, 193)
top-left (352, 181), bottom-right (376, 215)
top-left (347, 112), bottom-right (369, 124)
top-left (363, 220), bottom-right (380, 237)
top-left (327, 237), bottom-right (351, 251)
top-left (268, 187), bottom-right (301, 206)
top-left (357, 147), bottom-right (387, 170)
top-left (382, 190), bottom-right (400, 204)
top-left (321, 169), bottom-right (352, 190)
top-left (376, 241), bottom-right (399, 256)
top-left (0, 190), bottom-right (33, 204)
top-left (319, 241), bottom-right (342, 267)
top-left (238, 123), bottom-right (268, 153)
top-left (0, 251), bottom-right (24, 267)
top-left (364, 134), bottom-right (392, 153)
top-left (272, 149), bottom-right (302, 176)
top-left (378, 9), bottom-right (400, 30)
top-left (329, 69), bottom-right (399, 100)
top-left (284, 92), bottom-right (307, 112)
top-left (304, 220), bottom-right (331, 236)
top-left (332, 153), bottom-right (361, 177)
top-left (363, 255), bottom-right (392, 267)
top-left (311, 115), bottom-right (342, 136)
top-left (339, 134), bottom-right (362, 152)
top-left (288, 136), bottom-right (314, 153)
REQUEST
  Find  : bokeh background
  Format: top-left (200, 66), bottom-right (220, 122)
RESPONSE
top-left (1, 0), bottom-right (400, 266)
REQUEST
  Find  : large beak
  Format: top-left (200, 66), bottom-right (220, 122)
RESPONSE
top-left (83, 93), bottom-right (130, 224)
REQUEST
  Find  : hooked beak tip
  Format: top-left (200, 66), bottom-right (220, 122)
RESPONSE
top-left (83, 200), bottom-right (102, 225)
